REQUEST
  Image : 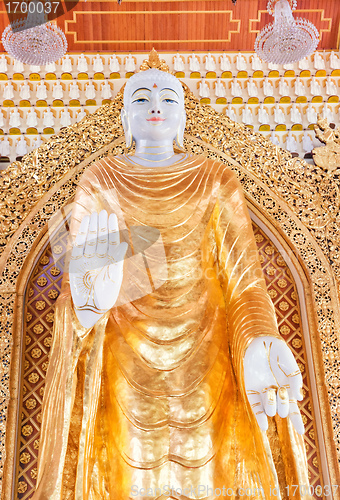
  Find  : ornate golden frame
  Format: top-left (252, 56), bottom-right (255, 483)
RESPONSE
top-left (0, 56), bottom-right (339, 498)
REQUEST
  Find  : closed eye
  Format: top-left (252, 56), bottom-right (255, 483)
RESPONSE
top-left (132, 97), bottom-right (149, 103)
top-left (163, 98), bottom-right (178, 104)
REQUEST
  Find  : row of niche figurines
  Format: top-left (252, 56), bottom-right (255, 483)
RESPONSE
top-left (1, 102), bottom-right (337, 135)
top-left (197, 76), bottom-right (339, 99)
top-left (1, 80), bottom-right (113, 102)
top-left (1, 76), bottom-right (338, 105)
top-left (0, 130), bottom-right (321, 163)
top-left (0, 107), bottom-right (89, 130)
top-left (1, 51), bottom-right (340, 76)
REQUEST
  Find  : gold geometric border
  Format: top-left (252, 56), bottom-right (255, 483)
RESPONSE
top-left (0, 81), bottom-right (340, 499)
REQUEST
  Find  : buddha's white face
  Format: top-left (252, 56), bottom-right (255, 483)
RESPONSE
top-left (122, 78), bottom-right (185, 145)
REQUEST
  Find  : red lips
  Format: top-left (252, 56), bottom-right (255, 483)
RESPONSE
top-left (147, 117), bottom-right (165, 122)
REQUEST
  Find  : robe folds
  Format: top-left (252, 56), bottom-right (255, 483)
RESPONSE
top-left (32, 154), bottom-right (310, 500)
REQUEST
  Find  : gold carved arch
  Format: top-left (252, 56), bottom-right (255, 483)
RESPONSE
top-left (0, 58), bottom-right (340, 498)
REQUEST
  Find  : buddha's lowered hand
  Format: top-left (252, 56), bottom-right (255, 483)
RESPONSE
top-left (70, 209), bottom-right (128, 329)
top-left (244, 336), bottom-right (304, 434)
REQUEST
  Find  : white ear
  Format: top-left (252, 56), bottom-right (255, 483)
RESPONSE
top-left (175, 109), bottom-right (186, 150)
top-left (121, 108), bottom-right (133, 149)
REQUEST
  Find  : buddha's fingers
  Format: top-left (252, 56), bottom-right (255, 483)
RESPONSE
top-left (246, 391), bottom-right (268, 432)
top-left (84, 212), bottom-right (98, 258)
top-left (72, 215), bottom-right (90, 260)
top-left (289, 400), bottom-right (305, 435)
top-left (108, 213), bottom-right (120, 256)
top-left (289, 371), bottom-right (303, 401)
top-left (277, 387), bottom-right (289, 418)
top-left (96, 210), bottom-right (109, 258)
top-left (262, 388), bottom-right (277, 418)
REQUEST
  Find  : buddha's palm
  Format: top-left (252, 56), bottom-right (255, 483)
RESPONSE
top-left (244, 336), bottom-right (304, 435)
top-left (70, 210), bottom-right (128, 329)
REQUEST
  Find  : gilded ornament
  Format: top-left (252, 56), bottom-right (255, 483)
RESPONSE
top-left (292, 338), bottom-right (302, 348)
top-left (265, 245), bottom-right (274, 255)
top-left (35, 301), bottom-right (46, 311)
top-left (266, 266), bottom-right (276, 276)
top-left (36, 277), bottom-right (47, 287)
top-left (309, 428), bottom-right (315, 440)
top-left (139, 48), bottom-right (170, 73)
top-left (52, 245), bottom-right (63, 255)
top-left (28, 373), bottom-right (39, 384)
top-left (312, 456), bottom-right (319, 468)
top-left (313, 118), bottom-right (340, 173)
top-left (30, 348), bottom-right (42, 359)
top-left (276, 255), bottom-right (286, 266)
top-left (39, 387), bottom-right (44, 397)
top-left (50, 267), bottom-right (60, 277)
top-left (25, 336), bottom-right (32, 346)
top-left (43, 337), bottom-right (52, 347)
top-left (291, 290), bottom-right (298, 301)
top-left (31, 468), bottom-right (37, 479)
top-left (41, 362), bottom-right (49, 372)
top-left (22, 425), bottom-right (33, 437)
top-left (279, 301), bottom-right (289, 311)
top-left (47, 289), bottom-right (59, 300)
top-left (17, 481), bottom-right (28, 493)
top-left (24, 360), bottom-right (30, 371)
top-left (280, 325), bottom-right (290, 335)
top-left (40, 256), bottom-right (49, 265)
top-left (255, 234), bottom-right (264, 242)
top-left (268, 289), bottom-right (278, 298)
top-left (277, 279), bottom-right (287, 288)
top-left (36, 413), bottom-right (42, 423)
top-left (19, 452), bottom-right (31, 464)
top-left (25, 398), bottom-right (37, 410)
top-left (297, 361), bottom-right (305, 373)
top-left (33, 324), bottom-right (44, 335)
top-left (28, 288), bottom-right (34, 298)
top-left (33, 439), bottom-right (39, 450)
top-left (26, 312), bottom-right (32, 322)
top-left (45, 312), bottom-right (54, 323)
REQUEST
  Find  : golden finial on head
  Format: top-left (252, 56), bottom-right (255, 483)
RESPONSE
top-left (139, 48), bottom-right (171, 73)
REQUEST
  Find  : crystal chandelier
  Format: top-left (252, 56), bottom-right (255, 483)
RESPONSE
top-left (254, 0), bottom-right (319, 65)
top-left (2, 0), bottom-right (67, 65)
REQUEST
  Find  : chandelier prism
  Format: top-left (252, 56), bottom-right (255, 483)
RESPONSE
top-left (2, 0), bottom-right (67, 66)
top-left (254, 0), bottom-right (319, 65)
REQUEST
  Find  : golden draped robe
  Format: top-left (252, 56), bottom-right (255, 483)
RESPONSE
top-left (33, 154), bottom-right (310, 500)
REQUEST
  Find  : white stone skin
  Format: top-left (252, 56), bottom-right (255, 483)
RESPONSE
top-left (93, 54), bottom-right (104, 73)
top-left (242, 104), bottom-right (253, 124)
top-left (60, 109), bottom-right (72, 128)
top-left (263, 79), bottom-right (274, 96)
top-left (26, 109), bottom-right (38, 128)
top-left (43, 109), bottom-right (55, 128)
top-left (258, 104), bottom-right (270, 124)
top-left (0, 55), bottom-right (8, 72)
top-left (9, 108), bottom-right (21, 128)
top-left (20, 82), bottom-right (31, 100)
top-left (198, 80), bottom-right (210, 98)
top-left (236, 52), bottom-right (247, 71)
top-left (290, 103), bottom-right (302, 124)
top-left (16, 135), bottom-right (27, 156)
top-left (286, 131), bottom-right (298, 152)
top-left (244, 336), bottom-right (304, 434)
top-left (13, 59), bottom-right (24, 73)
top-left (306, 104), bottom-right (317, 124)
top-left (302, 132), bottom-right (314, 153)
top-left (62, 55), bottom-right (73, 73)
top-left (205, 53), bottom-right (216, 72)
top-left (109, 55), bottom-right (120, 73)
top-left (278, 78), bottom-right (290, 96)
top-left (69, 82), bottom-right (80, 100)
top-left (173, 54), bottom-right (185, 72)
top-left (4, 82), bottom-right (14, 100)
top-left (101, 81), bottom-right (112, 100)
top-left (52, 81), bottom-right (64, 100)
top-left (36, 82), bottom-right (48, 100)
top-left (0, 136), bottom-right (10, 156)
top-left (325, 77), bottom-right (337, 96)
top-left (214, 79), bottom-right (226, 98)
top-left (220, 54), bottom-right (231, 72)
top-left (77, 54), bottom-right (88, 73)
top-left (314, 52), bottom-right (325, 70)
top-left (124, 54), bottom-right (136, 72)
top-left (247, 78), bottom-right (258, 98)
top-left (274, 104), bottom-right (285, 124)
top-left (85, 82), bottom-right (96, 100)
top-left (189, 54), bottom-right (200, 72)
top-left (330, 51), bottom-right (340, 70)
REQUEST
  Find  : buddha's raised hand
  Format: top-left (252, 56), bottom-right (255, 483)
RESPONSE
top-left (244, 336), bottom-right (304, 435)
top-left (70, 210), bottom-right (128, 329)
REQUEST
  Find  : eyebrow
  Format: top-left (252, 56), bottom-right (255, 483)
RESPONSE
top-left (160, 88), bottom-right (179, 97)
top-left (131, 87), bottom-right (151, 96)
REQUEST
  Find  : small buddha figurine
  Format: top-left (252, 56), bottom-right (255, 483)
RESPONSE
top-left (4, 82), bottom-right (14, 100)
top-left (247, 78), bottom-right (258, 98)
top-left (302, 131), bottom-right (314, 153)
top-left (314, 52), bottom-right (325, 70)
top-left (13, 59), bottom-right (24, 73)
top-left (220, 53), bottom-right (231, 72)
top-left (251, 53), bottom-right (263, 71)
top-left (273, 103), bottom-right (285, 124)
top-left (0, 136), bottom-right (11, 157)
top-left (26, 108), bottom-right (38, 128)
top-left (241, 104), bottom-right (253, 124)
top-left (204, 53), bottom-right (216, 72)
top-left (43, 108), bottom-right (55, 128)
top-left (52, 81), bottom-right (64, 100)
top-left (62, 55), bottom-right (73, 73)
top-left (93, 54), bottom-right (104, 73)
top-left (32, 135), bottom-right (42, 149)
top-left (236, 52), bottom-right (247, 71)
top-left (9, 108), bottom-right (21, 128)
top-left (100, 81), bottom-right (112, 100)
top-left (226, 104), bottom-right (237, 122)
top-left (188, 53), bottom-right (200, 72)
top-left (77, 54), bottom-right (88, 73)
top-left (45, 61), bottom-right (56, 72)
top-left (283, 63), bottom-right (294, 70)
top-left (258, 103), bottom-right (270, 124)
top-left (286, 131), bottom-right (298, 153)
top-left (0, 55), bottom-right (8, 72)
top-left (124, 54), bottom-right (136, 73)
top-left (278, 77), bottom-right (290, 96)
top-left (330, 51), bottom-right (340, 70)
top-left (214, 79), bottom-right (226, 98)
top-left (263, 78), bottom-right (274, 96)
top-left (76, 108), bottom-right (87, 122)
top-left (0, 110), bottom-right (4, 128)
top-left (310, 76), bottom-right (322, 96)
top-left (69, 81), bottom-right (80, 100)
top-left (290, 103), bottom-right (302, 124)
top-left (173, 54), bottom-right (185, 72)
top-left (85, 81), bottom-right (96, 100)
top-left (60, 108), bottom-right (72, 128)
top-left (294, 77), bottom-right (305, 96)
top-left (109, 55), bottom-right (120, 73)
top-left (19, 81), bottom-right (31, 100)
top-left (268, 62), bottom-right (279, 70)
top-left (322, 105), bottom-right (334, 124)
top-left (16, 135), bottom-right (28, 156)
top-left (231, 79), bottom-right (242, 97)
top-left (36, 82), bottom-right (48, 100)
top-left (325, 77), bottom-right (337, 96)
top-left (306, 104), bottom-right (317, 124)
top-left (298, 57), bottom-right (310, 70)
top-left (271, 131), bottom-right (280, 146)
top-left (30, 64), bottom-right (40, 73)
top-left (198, 79), bottom-right (210, 98)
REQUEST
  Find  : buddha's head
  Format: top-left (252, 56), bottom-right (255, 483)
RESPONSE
top-left (121, 68), bottom-right (186, 149)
